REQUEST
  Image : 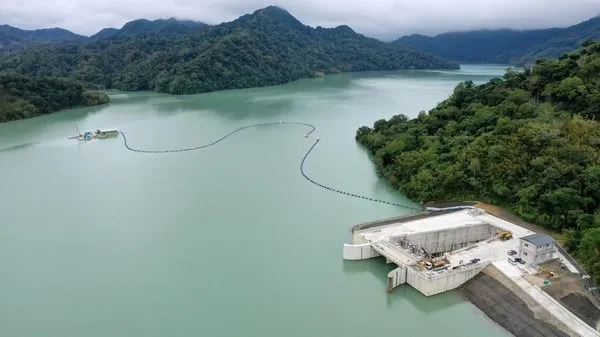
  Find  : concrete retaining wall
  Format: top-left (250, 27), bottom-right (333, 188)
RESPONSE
top-left (425, 206), bottom-right (475, 212)
top-left (406, 263), bottom-right (488, 296)
top-left (343, 243), bottom-right (381, 260)
top-left (398, 223), bottom-right (499, 255)
top-left (350, 209), bottom-right (461, 234)
top-left (387, 266), bottom-right (407, 292)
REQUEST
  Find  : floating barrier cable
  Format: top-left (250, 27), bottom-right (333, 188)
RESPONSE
top-left (118, 121), bottom-right (424, 212)
top-left (299, 138), bottom-right (424, 211)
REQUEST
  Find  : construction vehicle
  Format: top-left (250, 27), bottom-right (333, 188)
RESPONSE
top-left (425, 260), bottom-right (446, 269)
top-left (498, 230), bottom-right (513, 241)
top-left (419, 247), bottom-right (447, 270)
top-left (540, 266), bottom-right (559, 279)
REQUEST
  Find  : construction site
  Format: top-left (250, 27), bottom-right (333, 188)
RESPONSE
top-left (343, 206), bottom-right (600, 337)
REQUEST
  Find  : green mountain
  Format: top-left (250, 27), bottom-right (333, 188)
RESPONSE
top-left (0, 17), bottom-right (208, 48)
top-left (516, 16), bottom-right (600, 65)
top-left (356, 40), bottom-right (600, 282)
top-left (0, 73), bottom-right (109, 123)
top-left (89, 28), bottom-right (120, 40)
top-left (0, 6), bottom-right (458, 95)
top-left (394, 16), bottom-right (600, 65)
top-left (0, 25), bottom-right (87, 51)
top-left (89, 18), bottom-right (208, 40)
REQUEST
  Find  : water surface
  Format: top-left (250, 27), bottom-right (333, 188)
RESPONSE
top-left (0, 65), bottom-right (512, 337)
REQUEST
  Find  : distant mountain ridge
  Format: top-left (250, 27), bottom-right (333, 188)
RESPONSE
top-left (0, 5), bottom-right (458, 95)
top-left (90, 28), bottom-right (119, 40)
top-left (89, 18), bottom-right (208, 39)
top-left (0, 24), bottom-right (87, 50)
top-left (394, 15), bottom-right (600, 65)
top-left (3, 12), bottom-right (599, 63)
top-left (0, 17), bottom-right (208, 50)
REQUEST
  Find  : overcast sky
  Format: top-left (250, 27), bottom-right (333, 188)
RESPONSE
top-left (2, 0), bottom-right (600, 40)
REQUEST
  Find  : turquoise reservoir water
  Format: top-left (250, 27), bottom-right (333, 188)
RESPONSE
top-left (0, 65), bottom-right (513, 337)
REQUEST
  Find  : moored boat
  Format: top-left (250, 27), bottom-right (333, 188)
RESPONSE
top-left (66, 131), bottom-right (94, 141)
top-left (67, 129), bottom-right (119, 141)
top-left (93, 129), bottom-right (119, 139)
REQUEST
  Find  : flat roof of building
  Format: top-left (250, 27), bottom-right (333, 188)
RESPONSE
top-left (355, 208), bottom-right (541, 267)
top-left (359, 209), bottom-right (488, 241)
top-left (520, 233), bottom-right (554, 246)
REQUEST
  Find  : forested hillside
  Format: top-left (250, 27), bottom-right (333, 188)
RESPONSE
top-left (0, 73), bottom-right (109, 123)
top-left (0, 25), bottom-right (87, 51)
top-left (394, 15), bottom-right (600, 65)
top-left (89, 18), bottom-right (208, 40)
top-left (515, 16), bottom-right (600, 65)
top-left (0, 6), bottom-right (458, 95)
top-left (356, 41), bottom-right (600, 281)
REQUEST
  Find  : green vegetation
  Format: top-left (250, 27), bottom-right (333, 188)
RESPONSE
top-left (0, 73), bottom-right (108, 123)
top-left (356, 41), bottom-right (600, 282)
top-left (515, 16), bottom-right (600, 66)
top-left (0, 24), bottom-right (86, 51)
top-left (89, 18), bottom-right (207, 40)
top-left (0, 6), bottom-right (458, 95)
top-left (394, 16), bottom-right (600, 66)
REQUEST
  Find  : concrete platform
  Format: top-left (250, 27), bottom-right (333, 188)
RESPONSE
top-left (344, 208), bottom-right (564, 296)
top-left (343, 206), bottom-right (599, 336)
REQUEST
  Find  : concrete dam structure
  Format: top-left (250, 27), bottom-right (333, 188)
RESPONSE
top-left (343, 208), bottom-right (524, 296)
top-left (343, 207), bottom-right (600, 336)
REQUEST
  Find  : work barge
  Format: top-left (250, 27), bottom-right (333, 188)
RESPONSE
top-left (344, 207), bottom-right (534, 296)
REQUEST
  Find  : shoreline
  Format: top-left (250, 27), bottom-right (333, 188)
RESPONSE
top-left (1, 65), bottom-right (467, 124)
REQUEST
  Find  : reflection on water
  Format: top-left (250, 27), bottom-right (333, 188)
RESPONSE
top-left (342, 258), bottom-right (462, 313)
top-left (0, 65), bottom-right (510, 147)
top-left (0, 142), bottom-right (38, 153)
top-left (0, 104), bottom-right (109, 147)
top-left (151, 93), bottom-right (296, 120)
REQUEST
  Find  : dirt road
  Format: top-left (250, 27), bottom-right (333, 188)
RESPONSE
top-left (459, 273), bottom-right (569, 337)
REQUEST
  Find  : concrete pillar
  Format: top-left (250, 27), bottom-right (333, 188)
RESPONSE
top-left (386, 266), bottom-right (407, 292)
top-left (343, 243), bottom-right (381, 260)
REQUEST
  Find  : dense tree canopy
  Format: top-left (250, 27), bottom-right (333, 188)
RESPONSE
top-left (356, 41), bottom-right (600, 282)
top-left (0, 6), bottom-right (458, 95)
top-left (0, 73), bottom-right (109, 123)
top-left (89, 18), bottom-right (207, 40)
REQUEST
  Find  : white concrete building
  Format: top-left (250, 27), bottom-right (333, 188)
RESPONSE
top-left (343, 208), bottom-right (536, 296)
top-left (342, 208), bottom-right (599, 336)
top-left (518, 233), bottom-right (556, 265)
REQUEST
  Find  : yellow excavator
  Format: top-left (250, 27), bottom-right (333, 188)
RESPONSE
top-left (418, 247), bottom-right (447, 270)
top-left (540, 266), bottom-right (559, 279)
top-left (498, 230), bottom-right (513, 241)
